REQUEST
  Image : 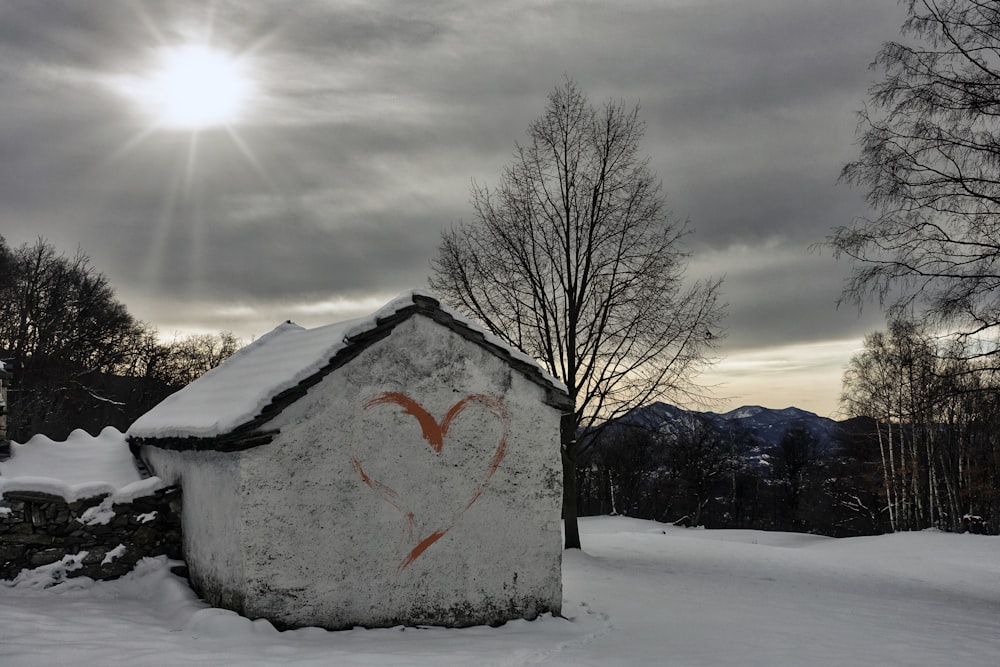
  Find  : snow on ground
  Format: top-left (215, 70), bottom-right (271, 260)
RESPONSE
top-left (1, 516), bottom-right (998, 666)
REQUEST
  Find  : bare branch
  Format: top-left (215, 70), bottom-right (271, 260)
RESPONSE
top-left (429, 80), bottom-right (726, 548)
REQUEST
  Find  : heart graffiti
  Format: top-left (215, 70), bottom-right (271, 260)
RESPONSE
top-left (351, 392), bottom-right (510, 570)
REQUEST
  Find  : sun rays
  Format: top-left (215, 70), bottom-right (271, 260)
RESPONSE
top-left (100, 2), bottom-right (286, 300)
top-left (135, 44), bottom-right (254, 131)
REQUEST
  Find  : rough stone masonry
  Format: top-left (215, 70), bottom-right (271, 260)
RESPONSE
top-left (0, 486), bottom-right (181, 581)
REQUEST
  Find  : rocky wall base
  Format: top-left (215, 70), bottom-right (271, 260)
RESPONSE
top-left (0, 486), bottom-right (182, 581)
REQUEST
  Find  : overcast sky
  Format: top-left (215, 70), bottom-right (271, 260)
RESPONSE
top-left (0, 0), bottom-right (910, 417)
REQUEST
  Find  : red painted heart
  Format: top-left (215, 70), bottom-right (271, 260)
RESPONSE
top-left (351, 392), bottom-right (510, 570)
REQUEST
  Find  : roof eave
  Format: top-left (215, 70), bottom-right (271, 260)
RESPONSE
top-left (130, 294), bottom-right (573, 454)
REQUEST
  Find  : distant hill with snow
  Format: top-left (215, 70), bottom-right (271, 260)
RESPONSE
top-left (602, 401), bottom-right (843, 455)
top-left (705, 404), bottom-right (841, 449)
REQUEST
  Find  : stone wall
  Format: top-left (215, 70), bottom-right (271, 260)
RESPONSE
top-left (0, 486), bottom-right (182, 581)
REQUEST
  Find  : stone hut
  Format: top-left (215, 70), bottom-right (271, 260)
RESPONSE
top-left (128, 291), bottom-right (571, 630)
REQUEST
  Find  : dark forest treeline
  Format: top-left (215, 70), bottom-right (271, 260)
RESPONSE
top-left (576, 417), bottom-right (882, 537)
top-left (0, 237), bottom-right (239, 441)
top-left (576, 322), bottom-right (1000, 537)
top-left (576, 416), bottom-right (999, 537)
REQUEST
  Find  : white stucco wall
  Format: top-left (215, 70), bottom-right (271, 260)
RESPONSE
top-left (142, 313), bottom-right (564, 629)
top-left (240, 314), bottom-right (564, 629)
top-left (140, 447), bottom-right (246, 611)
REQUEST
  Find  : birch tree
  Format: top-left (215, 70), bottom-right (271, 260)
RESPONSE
top-left (840, 318), bottom-right (1000, 533)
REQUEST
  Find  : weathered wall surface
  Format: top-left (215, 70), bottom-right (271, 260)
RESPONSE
top-left (0, 487), bottom-right (181, 581)
top-left (238, 314), bottom-right (564, 629)
top-left (140, 447), bottom-right (245, 611)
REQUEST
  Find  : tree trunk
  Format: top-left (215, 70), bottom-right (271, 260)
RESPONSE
top-left (561, 412), bottom-right (581, 549)
top-left (876, 421), bottom-right (896, 532)
top-left (562, 448), bottom-right (581, 549)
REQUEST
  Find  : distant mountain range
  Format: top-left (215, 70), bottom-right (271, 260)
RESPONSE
top-left (604, 402), bottom-right (844, 455)
top-left (705, 405), bottom-right (841, 449)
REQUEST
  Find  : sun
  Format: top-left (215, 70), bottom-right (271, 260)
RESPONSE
top-left (132, 44), bottom-right (254, 130)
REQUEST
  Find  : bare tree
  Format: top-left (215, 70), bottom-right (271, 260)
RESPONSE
top-left (579, 426), bottom-right (669, 520)
top-left (430, 80), bottom-right (724, 548)
top-left (0, 238), bottom-right (151, 439)
top-left (766, 425), bottom-right (823, 531)
top-left (155, 331), bottom-right (242, 387)
top-left (837, 318), bottom-right (1000, 533)
top-left (662, 416), bottom-right (735, 528)
top-left (0, 237), bottom-right (243, 440)
top-left (832, 1), bottom-right (1000, 361)
top-left (841, 320), bottom-right (942, 531)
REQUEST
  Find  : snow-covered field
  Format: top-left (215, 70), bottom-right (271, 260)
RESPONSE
top-left (2, 516), bottom-right (998, 666)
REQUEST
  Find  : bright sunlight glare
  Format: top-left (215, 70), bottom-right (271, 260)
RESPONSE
top-left (133, 44), bottom-right (253, 130)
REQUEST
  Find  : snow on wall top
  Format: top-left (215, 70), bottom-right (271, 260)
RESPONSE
top-left (128, 290), bottom-right (565, 440)
top-left (0, 427), bottom-right (163, 501)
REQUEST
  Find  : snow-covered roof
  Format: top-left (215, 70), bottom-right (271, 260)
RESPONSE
top-left (128, 290), bottom-right (568, 442)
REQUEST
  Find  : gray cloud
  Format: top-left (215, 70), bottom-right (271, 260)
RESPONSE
top-left (691, 243), bottom-right (886, 351)
top-left (0, 0), bottom-right (911, 414)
